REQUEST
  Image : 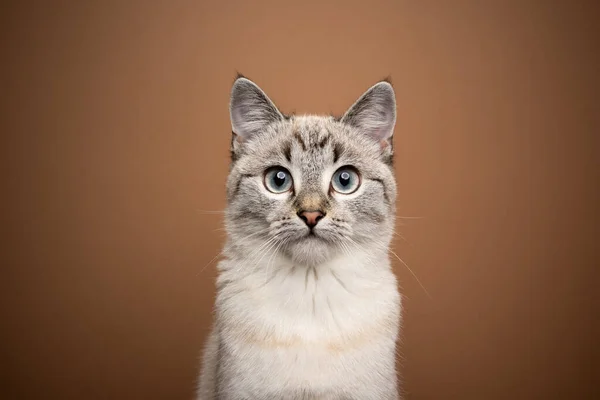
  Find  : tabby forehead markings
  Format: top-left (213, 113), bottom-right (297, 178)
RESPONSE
top-left (293, 129), bottom-right (307, 151)
top-left (283, 141), bottom-right (292, 162)
top-left (333, 142), bottom-right (343, 164)
top-left (318, 134), bottom-right (330, 148)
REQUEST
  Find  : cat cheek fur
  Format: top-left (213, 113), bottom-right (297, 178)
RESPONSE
top-left (197, 76), bottom-right (402, 400)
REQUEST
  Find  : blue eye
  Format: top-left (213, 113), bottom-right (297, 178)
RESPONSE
top-left (331, 167), bottom-right (360, 194)
top-left (264, 167), bottom-right (293, 193)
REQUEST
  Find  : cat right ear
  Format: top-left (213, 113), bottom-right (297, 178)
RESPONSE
top-left (229, 76), bottom-right (284, 142)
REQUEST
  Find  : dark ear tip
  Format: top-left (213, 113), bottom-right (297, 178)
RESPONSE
top-left (233, 71), bottom-right (249, 85)
top-left (381, 75), bottom-right (393, 85)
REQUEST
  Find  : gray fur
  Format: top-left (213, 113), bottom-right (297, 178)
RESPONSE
top-left (197, 77), bottom-right (402, 399)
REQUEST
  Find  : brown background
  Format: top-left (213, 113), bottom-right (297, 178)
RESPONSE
top-left (1, 1), bottom-right (598, 399)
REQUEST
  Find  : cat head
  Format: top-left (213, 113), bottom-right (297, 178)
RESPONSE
top-left (224, 75), bottom-right (397, 267)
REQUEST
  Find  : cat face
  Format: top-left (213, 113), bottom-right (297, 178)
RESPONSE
top-left (224, 76), bottom-right (397, 267)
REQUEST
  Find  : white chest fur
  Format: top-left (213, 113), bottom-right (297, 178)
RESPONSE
top-left (214, 251), bottom-right (401, 399)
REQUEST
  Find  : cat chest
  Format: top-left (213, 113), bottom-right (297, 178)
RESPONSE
top-left (220, 332), bottom-right (398, 394)
top-left (218, 288), bottom-right (400, 372)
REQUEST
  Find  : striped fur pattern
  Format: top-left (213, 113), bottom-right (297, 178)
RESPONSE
top-left (197, 76), bottom-right (402, 399)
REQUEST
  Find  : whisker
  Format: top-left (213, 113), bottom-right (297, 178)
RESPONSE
top-left (200, 231), bottom-right (273, 275)
top-left (251, 237), bottom-right (281, 276)
top-left (228, 240), bottom-right (274, 277)
top-left (392, 231), bottom-right (406, 241)
top-left (237, 229), bottom-right (270, 243)
top-left (196, 209), bottom-right (226, 215)
top-left (389, 249), bottom-right (432, 299)
top-left (197, 250), bottom-right (224, 275)
top-left (246, 236), bottom-right (278, 263)
top-left (343, 236), bottom-right (429, 298)
top-left (264, 240), bottom-right (284, 286)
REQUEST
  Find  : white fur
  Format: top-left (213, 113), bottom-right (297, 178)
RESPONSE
top-left (198, 247), bottom-right (401, 399)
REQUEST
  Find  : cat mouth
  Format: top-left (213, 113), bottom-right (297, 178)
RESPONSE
top-left (302, 231), bottom-right (331, 244)
top-left (289, 228), bottom-right (330, 245)
top-left (305, 229), bottom-right (321, 238)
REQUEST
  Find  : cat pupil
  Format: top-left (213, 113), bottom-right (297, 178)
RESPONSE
top-left (340, 171), bottom-right (350, 186)
top-left (274, 171), bottom-right (286, 187)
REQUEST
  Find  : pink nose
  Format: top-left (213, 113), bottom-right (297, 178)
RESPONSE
top-left (298, 210), bottom-right (324, 228)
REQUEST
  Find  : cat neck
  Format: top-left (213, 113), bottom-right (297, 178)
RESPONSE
top-left (215, 245), bottom-right (399, 344)
top-left (218, 243), bottom-right (393, 292)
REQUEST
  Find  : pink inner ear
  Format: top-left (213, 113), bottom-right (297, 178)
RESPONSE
top-left (380, 139), bottom-right (389, 150)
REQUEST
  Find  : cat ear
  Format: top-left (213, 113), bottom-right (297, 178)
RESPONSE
top-left (341, 81), bottom-right (397, 147)
top-left (229, 76), bottom-right (284, 141)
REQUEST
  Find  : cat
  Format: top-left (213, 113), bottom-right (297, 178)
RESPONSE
top-left (196, 75), bottom-right (401, 400)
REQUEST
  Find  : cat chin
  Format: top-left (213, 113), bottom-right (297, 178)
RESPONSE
top-left (285, 236), bottom-right (335, 267)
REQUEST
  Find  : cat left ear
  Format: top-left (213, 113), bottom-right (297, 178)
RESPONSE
top-left (229, 77), bottom-right (284, 142)
top-left (341, 81), bottom-right (397, 148)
